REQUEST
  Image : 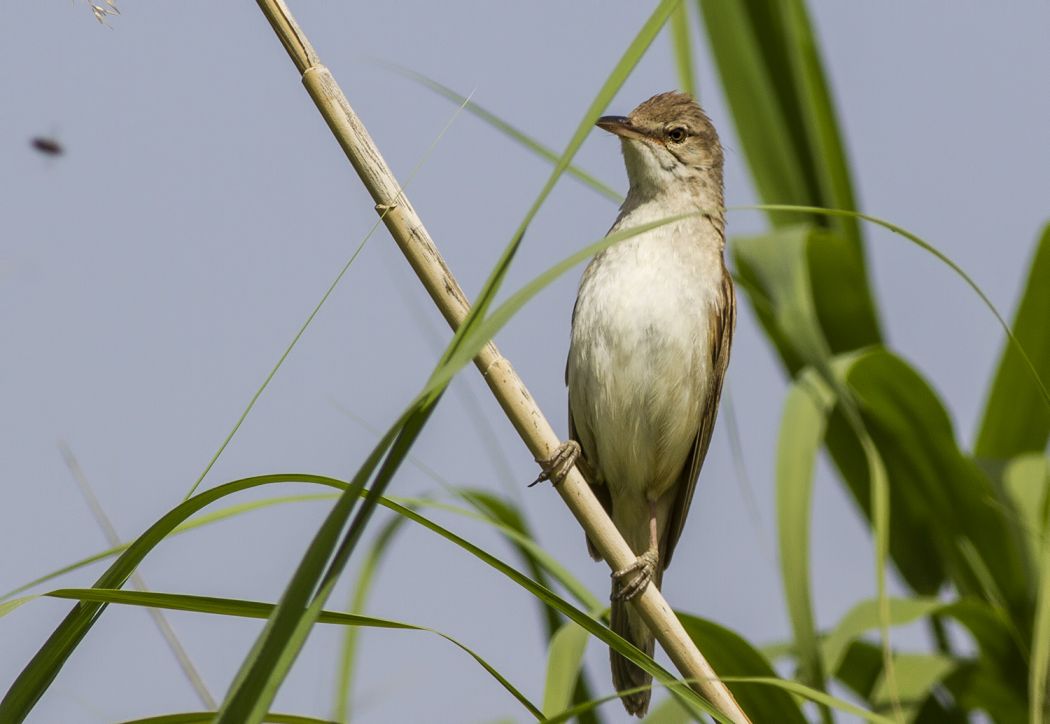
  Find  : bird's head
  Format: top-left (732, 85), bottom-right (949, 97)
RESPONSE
top-left (597, 91), bottom-right (723, 201)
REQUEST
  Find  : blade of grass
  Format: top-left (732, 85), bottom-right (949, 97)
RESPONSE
top-left (1033, 487), bottom-right (1050, 724)
top-left (0, 476), bottom-right (336, 720)
top-left (59, 443), bottom-right (216, 709)
top-left (542, 618), bottom-right (594, 717)
top-left (0, 493), bottom-right (337, 602)
top-left (436, 0), bottom-right (682, 356)
top-left (2, 488), bottom-right (596, 617)
top-left (332, 511), bottom-right (410, 722)
top-left (775, 370), bottom-right (834, 710)
top-left (213, 393), bottom-right (438, 723)
top-left (36, 587), bottom-right (541, 719)
top-left (376, 62), bottom-right (621, 204)
top-left (120, 713), bottom-right (334, 724)
top-left (668, 1), bottom-right (697, 98)
top-left (181, 75), bottom-right (474, 502)
top-left (719, 677), bottom-right (894, 724)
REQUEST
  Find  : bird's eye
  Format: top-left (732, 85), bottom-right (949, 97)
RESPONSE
top-left (667, 126), bottom-right (687, 143)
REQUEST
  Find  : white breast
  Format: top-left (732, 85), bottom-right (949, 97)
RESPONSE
top-left (567, 203), bottom-right (723, 502)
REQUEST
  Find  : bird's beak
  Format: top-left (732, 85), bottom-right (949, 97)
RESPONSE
top-left (596, 115), bottom-right (647, 141)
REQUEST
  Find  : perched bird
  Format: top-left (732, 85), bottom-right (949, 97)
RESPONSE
top-left (554, 92), bottom-right (735, 716)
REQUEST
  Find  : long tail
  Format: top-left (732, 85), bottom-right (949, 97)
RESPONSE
top-left (610, 574), bottom-right (661, 717)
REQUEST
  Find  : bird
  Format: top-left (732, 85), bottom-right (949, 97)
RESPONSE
top-left (546, 91), bottom-right (735, 717)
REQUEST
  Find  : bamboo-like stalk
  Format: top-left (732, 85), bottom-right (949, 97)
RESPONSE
top-left (253, 1), bottom-right (751, 721)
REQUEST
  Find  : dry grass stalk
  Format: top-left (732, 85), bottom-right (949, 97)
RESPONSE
top-left (253, 1), bottom-right (751, 721)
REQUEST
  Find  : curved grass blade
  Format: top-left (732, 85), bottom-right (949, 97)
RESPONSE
top-left (449, 491), bottom-right (604, 723)
top-left (1, 494), bottom-right (337, 602)
top-left (2, 491), bottom-right (598, 631)
top-left (668, 2), bottom-right (696, 98)
top-left (120, 714), bottom-right (334, 724)
top-left (183, 88), bottom-right (475, 501)
top-left (776, 369), bottom-right (835, 709)
top-left (446, 490), bottom-right (601, 611)
top-left (640, 694), bottom-right (694, 724)
top-left (213, 392), bottom-right (437, 723)
top-left (377, 62), bottom-right (621, 204)
top-left (1025, 457), bottom-right (1050, 723)
top-left (823, 597), bottom-right (946, 677)
top-left (438, 0), bottom-right (681, 373)
top-left (718, 677), bottom-right (893, 724)
top-left (543, 685), bottom-right (661, 724)
top-left (376, 494), bottom-right (719, 721)
top-left (678, 613), bottom-right (805, 722)
top-left (37, 588), bottom-right (540, 719)
top-left (333, 510), bottom-right (411, 722)
top-left (60, 443), bottom-right (215, 709)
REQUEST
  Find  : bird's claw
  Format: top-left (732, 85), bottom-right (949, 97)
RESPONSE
top-left (611, 550), bottom-right (659, 601)
top-left (530, 440), bottom-right (581, 488)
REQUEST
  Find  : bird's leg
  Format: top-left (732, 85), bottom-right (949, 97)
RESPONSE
top-left (530, 440), bottom-right (581, 488)
top-left (611, 502), bottom-right (659, 601)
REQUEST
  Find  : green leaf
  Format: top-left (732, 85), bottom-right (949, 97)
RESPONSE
top-left (823, 597), bottom-right (945, 676)
top-left (825, 596), bottom-right (1027, 717)
top-left (732, 225), bottom-right (832, 370)
top-left (840, 350), bottom-right (1029, 614)
top-left (1002, 455), bottom-right (1050, 571)
top-left (677, 614), bottom-right (806, 723)
top-left (976, 222), bottom-right (1050, 459)
top-left (1016, 456), bottom-right (1050, 723)
top-left (776, 369), bottom-right (836, 697)
top-left (871, 654), bottom-right (956, 719)
top-left (542, 619), bottom-right (593, 717)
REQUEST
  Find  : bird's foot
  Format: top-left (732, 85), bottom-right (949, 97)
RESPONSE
top-left (611, 549), bottom-right (659, 601)
top-left (529, 440), bottom-right (581, 488)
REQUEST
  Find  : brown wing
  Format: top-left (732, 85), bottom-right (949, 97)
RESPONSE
top-left (660, 264), bottom-right (736, 570)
